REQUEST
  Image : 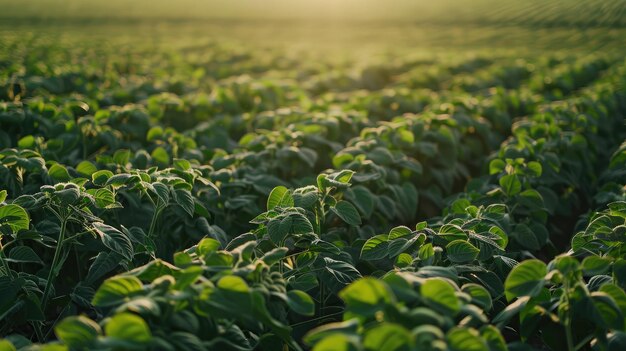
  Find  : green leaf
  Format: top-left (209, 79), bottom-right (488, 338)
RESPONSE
top-left (88, 188), bottom-right (117, 209)
top-left (267, 212), bottom-right (314, 244)
top-left (91, 170), bottom-right (114, 186)
top-left (360, 234), bottom-right (389, 261)
top-left (489, 159), bottom-right (506, 175)
top-left (504, 259), bottom-right (547, 301)
top-left (146, 126), bottom-right (163, 141)
top-left (76, 161), bottom-right (98, 176)
top-left (7, 246), bottom-right (42, 264)
top-left (582, 256), bottom-right (612, 275)
top-left (55, 315), bottom-right (101, 348)
top-left (92, 276), bottom-right (144, 307)
top-left (591, 292), bottom-right (624, 330)
top-left (340, 278), bottom-right (393, 318)
top-left (0, 340), bottom-right (16, 351)
top-left (217, 276), bottom-right (249, 293)
top-left (93, 223), bottom-right (133, 260)
top-left (267, 186), bottom-right (294, 210)
top-left (446, 327), bottom-right (488, 351)
top-left (420, 278), bottom-right (460, 315)
top-left (0, 204), bottom-right (30, 232)
top-left (261, 247), bottom-right (288, 266)
top-left (499, 174), bottom-right (521, 197)
top-left (287, 290), bottom-right (315, 316)
top-left (363, 323), bottom-right (413, 351)
top-left (480, 325), bottom-right (507, 351)
top-left (113, 149), bottom-right (131, 166)
top-left (333, 170), bottom-right (355, 184)
top-left (197, 238), bottom-right (220, 256)
top-left (48, 164), bottom-right (71, 182)
top-left (105, 313), bottom-right (152, 343)
top-left (173, 158), bottom-right (191, 171)
top-left (446, 240), bottom-right (480, 263)
top-left (0, 190), bottom-right (8, 203)
top-left (608, 201), bottom-right (626, 219)
top-left (311, 334), bottom-right (358, 351)
top-left (17, 135), bottom-right (35, 149)
top-left (389, 226), bottom-right (412, 239)
top-left (305, 319), bottom-right (360, 346)
top-left (151, 146), bottom-right (170, 165)
top-left (151, 182), bottom-right (170, 204)
top-left (345, 185), bottom-right (375, 217)
top-left (462, 283), bottom-right (492, 311)
top-left (319, 257), bottom-right (361, 293)
top-left (526, 161), bottom-right (542, 177)
top-left (331, 201), bottom-right (361, 226)
top-left (173, 189), bottom-right (194, 217)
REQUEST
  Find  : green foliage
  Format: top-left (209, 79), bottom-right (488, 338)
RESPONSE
top-left (1, 13), bottom-right (626, 351)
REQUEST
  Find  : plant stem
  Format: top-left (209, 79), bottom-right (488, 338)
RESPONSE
top-left (41, 218), bottom-right (67, 312)
top-left (148, 202), bottom-right (162, 239)
top-left (0, 242), bottom-right (16, 279)
top-left (563, 280), bottom-right (575, 351)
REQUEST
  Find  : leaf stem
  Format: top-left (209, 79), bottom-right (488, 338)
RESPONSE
top-left (41, 217), bottom-right (68, 313)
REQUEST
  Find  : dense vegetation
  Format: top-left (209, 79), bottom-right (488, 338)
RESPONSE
top-left (1, 1), bottom-right (626, 350)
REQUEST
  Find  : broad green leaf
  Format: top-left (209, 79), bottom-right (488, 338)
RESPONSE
top-left (146, 126), bottom-right (163, 141)
top-left (7, 246), bottom-right (42, 264)
top-left (267, 212), bottom-right (314, 244)
top-left (389, 226), bottom-right (412, 240)
top-left (92, 276), bottom-right (144, 307)
top-left (499, 174), bottom-right (521, 197)
top-left (173, 189), bottom-right (194, 217)
top-left (151, 182), bottom-right (170, 204)
top-left (48, 164), bottom-right (71, 182)
top-left (591, 292), bottom-right (624, 330)
top-left (360, 234), bottom-right (389, 261)
top-left (287, 290), bottom-right (315, 316)
top-left (85, 252), bottom-right (123, 285)
top-left (446, 327), bottom-right (488, 351)
top-left (217, 276), bottom-right (249, 293)
top-left (345, 185), bottom-right (375, 217)
top-left (312, 334), bottom-right (358, 351)
top-left (608, 201), bottom-right (626, 219)
top-left (267, 186), bottom-right (294, 210)
top-left (55, 315), bottom-right (101, 348)
top-left (319, 257), bottom-right (361, 293)
top-left (0, 204), bottom-right (30, 232)
top-left (0, 190), bottom-right (7, 203)
top-left (93, 223), bottom-right (133, 260)
top-left (446, 240), bottom-right (480, 263)
top-left (480, 325), bottom-right (507, 351)
top-left (504, 259), bottom-right (547, 301)
top-left (105, 313), bottom-right (151, 343)
top-left (489, 159), bottom-right (506, 175)
top-left (331, 201), bottom-right (361, 226)
top-left (420, 278), bottom-right (460, 315)
top-left (582, 256), bottom-right (612, 275)
top-left (197, 238), bottom-right (220, 256)
top-left (91, 170), bottom-right (114, 186)
top-left (76, 161), bottom-right (98, 176)
top-left (0, 340), bottom-right (16, 351)
top-left (526, 161), bottom-right (542, 177)
top-left (462, 283), bottom-right (492, 311)
top-left (113, 149), bottom-right (131, 166)
top-left (305, 319), bottom-right (360, 346)
top-left (340, 277), bottom-right (393, 317)
top-left (363, 323), bottom-right (413, 351)
top-left (87, 188), bottom-right (117, 209)
top-left (261, 247), bottom-right (288, 266)
top-left (173, 158), bottom-right (191, 171)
